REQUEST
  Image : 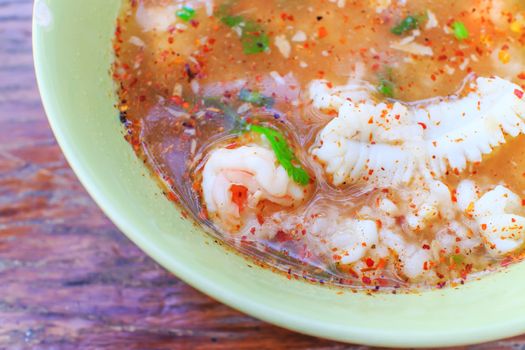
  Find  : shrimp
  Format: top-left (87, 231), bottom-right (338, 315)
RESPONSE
top-left (201, 145), bottom-right (307, 232)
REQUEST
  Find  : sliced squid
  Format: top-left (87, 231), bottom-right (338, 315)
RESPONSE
top-left (456, 181), bottom-right (525, 256)
top-left (328, 219), bottom-right (379, 264)
top-left (403, 179), bottom-right (455, 232)
top-left (455, 180), bottom-right (480, 213)
top-left (359, 193), bottom-right (442, 280)
top-left (311, 99), bottom-right (424, 187)
top-left (202, 145), bottom-right (306, 232)
top-left (365, 179), bottom-right (455, 231)
top-left (445, 220), bottom-right (483, 252)
top-left (381, 229), bottom-right (433, 280)
top-left (309, 80), bottom-right (375, 111)
top-left (296, 211), bottom-right (379, 265)
top-left (311, 76), bottom-right (525, 188)
top-left (415, 77), bottom-right (525, 176)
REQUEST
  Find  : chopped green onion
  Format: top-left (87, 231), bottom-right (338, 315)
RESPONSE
top-left (239, 89), bottom-right (275, 107)
top-left (452, 21), bottom-right (469, 41)
top-left (247, 124), bottom-right (310, 186)
top-left (219, 14), bottom-right (270, 54)
top-left (239, 20), bottom-right (270, 54)
top-left (378, 79), bottom-right (395, 98)
top-left (221, 15), bottom-right (244, 27)
top-left (452, 254), bottom-right (465, 264)
top-left (176, 7), bottom-right (196, 22)
top-left (391, 15), bottom-right (419, 35)
top-left (241, 31), bottom-right (270, 54)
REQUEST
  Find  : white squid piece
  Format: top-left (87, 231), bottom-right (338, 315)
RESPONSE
top-left (381, 229), bottom-right (433, 280)
top-left (202, 145), bottom-right (306, 232)
top-left (328, 219), bottom-right (379, 264)
top-left (299, 212), bottom-right (379, 265)
top-left (440, 220), bottom-right (482, 253)
top-left (311, 99), bottom-right (424, 187)
top-left (403, 179), bottom-right (455, 232)
top-left (368, 185), bottom-right (463, 279)
top-left (416, 77), bottom-right (525, 176)
top-left (309, 80), bottom-right (375, 111)
top-left (456, 180), bottom-right (525, 257)
top-left (311, 77), bottom-right (525, 188)
top-left (358, 196), bottom-right (438, 280)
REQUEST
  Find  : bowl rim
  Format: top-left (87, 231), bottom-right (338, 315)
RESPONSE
top-left (31, 1), bottom-right (525, 347)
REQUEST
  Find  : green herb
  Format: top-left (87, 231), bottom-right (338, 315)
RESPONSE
top-left (203, 98), bottom-right (245, 130)
top-left (219, 14), bottom-right (270, 54)
top-left (377, 67), bottom-right (395, 98)
top-left (377, 79), bottom-right (395, 98)
top-left (452, 254), bottom-right (465, 264)
top-left (247, 124), bottom-right (310, 186)
top-left (391, 15), bottom-right (419, 35)
top-left (176, 7), bottom-right (196, 22)
top-left (239, 89), bottom-right (275, 107)
top-left (221, 15), bottom-right (244, 27)
top-left (452, 21), bottom-right (469, 41)
top-left (203, 96), bottom-right (309, 185)
top-left (242, 30), bottom-right (270, 54)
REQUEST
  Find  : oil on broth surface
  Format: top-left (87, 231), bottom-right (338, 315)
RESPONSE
top-left (113, 0), bottom-right (525, 291)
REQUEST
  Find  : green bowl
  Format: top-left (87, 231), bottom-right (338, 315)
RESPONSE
top-left (32, 0), bottom-right (525, 347)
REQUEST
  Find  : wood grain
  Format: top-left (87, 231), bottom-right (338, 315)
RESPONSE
top-left (0, 0), bottom-right (523, 349)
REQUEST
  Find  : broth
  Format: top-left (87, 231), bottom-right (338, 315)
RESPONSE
top-left (113, 0), bottom-right (525, 291)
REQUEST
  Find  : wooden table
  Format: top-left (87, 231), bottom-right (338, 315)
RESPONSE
top-left (0, 1), bottom-right (523, 349)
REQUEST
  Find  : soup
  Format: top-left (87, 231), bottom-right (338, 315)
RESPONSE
top-left (112, 0), bottom-right (525, 291)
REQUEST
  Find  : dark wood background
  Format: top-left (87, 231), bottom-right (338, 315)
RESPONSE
top-left (0, 0), bottom-right (523, 348)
